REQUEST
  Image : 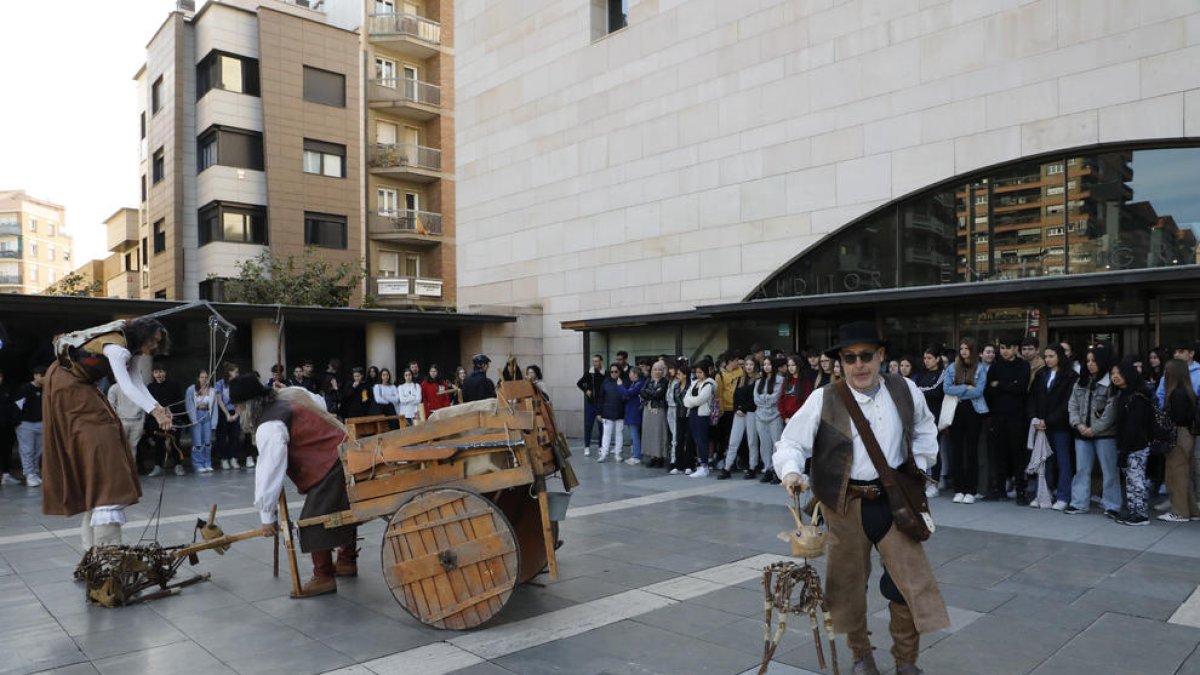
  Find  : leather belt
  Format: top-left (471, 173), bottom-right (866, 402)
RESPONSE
top-left (847, 484), bottom-right (883, 501)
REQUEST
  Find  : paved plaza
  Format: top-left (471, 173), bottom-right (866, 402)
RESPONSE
top-left (2, 446), bottom-right (1199, 675)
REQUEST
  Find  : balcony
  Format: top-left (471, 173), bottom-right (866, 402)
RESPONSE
top-left (0, 249), bottom-right (19, 259)
top-left (368, 143), bottom-right (443, 182)
top-left (368, 78), bottom-right (441, 120)
top-left (105, 271), bottom-right (140, 299)
top-left (368, 13), bottom-right (441, 58)
top-left (374, 275), bottom-right (444, 303)
top-left (368, 210), bottom-right (443, 245)
top-left (0, 274), bottom-right (22, 286)
top-left (0, 222), bottom-right (19, 236)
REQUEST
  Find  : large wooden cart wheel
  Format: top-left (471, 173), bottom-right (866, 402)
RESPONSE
top-left (381, 487), bottom-right (520, 629)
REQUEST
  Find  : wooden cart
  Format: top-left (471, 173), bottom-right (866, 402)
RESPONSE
top-left (291, 381), bottom-right (577, 629)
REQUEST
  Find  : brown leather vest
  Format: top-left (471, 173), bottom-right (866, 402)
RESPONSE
top-left (811, 375), bottom-right (915, 514)
top-left (263, 399), bottom-right (345, 494)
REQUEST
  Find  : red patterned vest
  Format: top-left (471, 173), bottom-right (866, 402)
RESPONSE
top-left (262, 399), bottom-right (345, 493)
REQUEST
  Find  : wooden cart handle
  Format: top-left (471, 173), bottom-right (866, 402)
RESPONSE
top-left (173, 528), bottom-right (264, 558)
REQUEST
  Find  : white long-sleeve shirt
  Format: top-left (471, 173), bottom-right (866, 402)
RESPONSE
top-left (772, 378), bottom-right (938, 482)
top-left (397, 382), bottom-right (421, 418)
top-left (254, 388), bottom-right (338, 524)
top-left (103, 343), bottom-right (158, 413)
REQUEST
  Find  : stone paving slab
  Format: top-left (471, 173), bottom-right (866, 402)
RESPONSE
top-left (1, 446), bottom-right (1199, 674)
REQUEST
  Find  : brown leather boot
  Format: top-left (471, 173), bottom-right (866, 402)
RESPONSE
top-left (291, 575), bottom-right (336, 598)
top-left (334, 559), bottom-right (358, 577)
top-left (889, 601), bottom-right (921, 671)
top-left (851, 652), bottom-right (880, 675)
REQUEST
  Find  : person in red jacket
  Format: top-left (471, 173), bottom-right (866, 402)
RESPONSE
top-left (421, 363), bottom-right (454, 416)
top-left (778, 354), bottom-right (812, 424)
top-left (229, 375), bottom-right (357, 598)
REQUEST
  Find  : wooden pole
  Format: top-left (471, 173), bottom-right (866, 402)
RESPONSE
top-left (279, 493), bottom-right (302, 596)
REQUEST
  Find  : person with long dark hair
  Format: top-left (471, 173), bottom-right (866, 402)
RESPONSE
top-left (752, 355), bottom-right (784, 484)
top-left (1064, 345), bottom-right (1119, 517)
top-left (186, 369), bottom-right (215, 473)
top-left (666, 360), bottom-right (691, 474)
top-left (421, 364), bottom-right (453, 415)
top-left (1028, 344), bottom-right (1077, 510)
top-left (778, 355), bottom-right (811, 424)
top-left (597, 363), bottom-right (626, 463)
top-left (1111, 357), bottom-right (1153, 526)
top-left (813, 353), bottom-right (835, 389)
top-left (943, 338), bottom-right (989, 504)
top-left (1159, 359), bottom-right (1199, 522)
top-left (373, 368), bottom-right (400, 418)
top-left (914, 345), bottom-right (947, 498)
top-left (214, 362), bottom-right (245, 469)
top-left (42, 316), bottom-right (172, 548)
top-left (683, 360), bottom-right (716, 478)
top-left (1143, 347), bottom-right (1168, 391)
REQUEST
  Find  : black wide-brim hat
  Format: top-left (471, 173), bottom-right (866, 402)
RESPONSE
top-left (228, 374), bottom-right (269, 404)
top-left (825, 321), bottom-right (890, 358)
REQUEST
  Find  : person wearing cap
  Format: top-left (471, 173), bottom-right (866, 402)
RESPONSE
top-left (227, 375), bottom-right (357, 598)
top-left (462, 354), bottom-right (497, 402)
top-left (773, 321), bottom-right (948, 675)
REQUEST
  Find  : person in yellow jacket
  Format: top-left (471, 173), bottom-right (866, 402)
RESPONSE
top-left (713, 353), bottom-right (744, 469)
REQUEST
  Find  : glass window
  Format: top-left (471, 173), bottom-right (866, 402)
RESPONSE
top-left (152, 148), bottom-right (165, 183)
top-left (198, 202), bottom-right (267, 246)
top-left (304, 213), bottom-right (347, 249)
top-left (151, 76), bottom-right (163, 113)
top-left (198, 126), bottom-right (264, 172)
top-left (29, 218), bottom-right (36, 233)
top-left (303, 66), bottom-right (346, 107)
top-left (752, 211), bottom-right (896, 299)
top-left (197, 50), bottom-right (260, 98)
top-left (199, 134), bottom-right (217, 172)
top-left (153, 219), bottom-right (166, 254)
top-left (302, 139), bottom-right (345, 178)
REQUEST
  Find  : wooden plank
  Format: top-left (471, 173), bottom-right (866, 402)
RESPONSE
top-left (339, 465), bottom-right (536, 526)
top-left (385, 532), bottom-right (513, 586)
top-left (422, 583), bottom-right (514, 625)
top-left (348, 462), bottom-right (463, 503)
top-left (387, 515), bottom-right (425, 624)
top-left (341, 411), bottom-right (536, 458)
top-left (411, 501), bottom-right (473, 630)
top-left (420, 499), bottom-right (482, 628)
top-left (342, 430), bottom-right (526, 475)
top-left (446, 496), bottom-right (503, 621)
top-left (401, 506), bottom-right (449, 629)
top-left (383, 506), bottom-right (496, 539)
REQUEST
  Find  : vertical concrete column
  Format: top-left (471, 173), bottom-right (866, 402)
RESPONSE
top-left (251, 318), bottom-right (281, 379)
top-left (366, 322), bottom-right (396, 375)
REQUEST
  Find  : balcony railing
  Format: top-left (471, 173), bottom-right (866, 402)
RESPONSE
top-left (375, 275), bottom-right (443, 299)
top-left (0, 250), bottom-right (19, 259)
top-left (374, 209), bottom-right (443, 235)
top-left (371, 78), bottom-right (441, 107)
top-left (0, 274), bottom-right (22, 285)
top-left (368, 143), bottom-right (442, 172)
top-left (368, 12), bottom-right (441, 44)
top-left (0, 222), bottom-right (19, 236)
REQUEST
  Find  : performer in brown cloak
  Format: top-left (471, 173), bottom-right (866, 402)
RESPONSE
top-left (41, 317), bottom-right (173, 548)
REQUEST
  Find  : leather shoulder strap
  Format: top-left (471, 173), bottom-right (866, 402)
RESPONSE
top-left (833, 380), bottom-right (897, 486)
top-left (882, 373), bottom-right (916, 462)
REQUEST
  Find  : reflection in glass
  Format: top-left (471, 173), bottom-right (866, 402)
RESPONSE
top-left (753, 145), bottom-right (1200, 300)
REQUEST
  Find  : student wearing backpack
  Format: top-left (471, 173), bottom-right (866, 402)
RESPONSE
top-left (1111, 357), bottom-right (1154, 526)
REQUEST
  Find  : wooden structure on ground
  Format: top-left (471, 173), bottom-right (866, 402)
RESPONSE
top-left (294, 381), bottom-right (577, 629)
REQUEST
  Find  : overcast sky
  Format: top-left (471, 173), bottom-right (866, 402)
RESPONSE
top-left (0, 0), bottom-right (176, 263)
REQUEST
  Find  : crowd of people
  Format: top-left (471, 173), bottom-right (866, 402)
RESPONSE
top-left (578, 339), bottom-right (1200, 526)
top-left (0, 351), bottom-right (550, 482)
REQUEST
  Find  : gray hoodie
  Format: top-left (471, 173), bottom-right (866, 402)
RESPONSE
top-left (1067, 374), bottom-right (1116, 438)
top-left (752, 374), bottom-right (783, 423)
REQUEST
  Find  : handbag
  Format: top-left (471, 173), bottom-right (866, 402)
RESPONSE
top-left (937, 394), bottom-right (958, 432)
top-left (834, 381), bottom-right (934, 542)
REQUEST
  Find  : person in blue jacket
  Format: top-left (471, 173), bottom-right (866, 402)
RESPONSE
top-left (619, 367), bottom-right (646, 466)
top-left (597, 364), bottom-right (627, 462)
top-left (943, 338), bottom-right (989, 504)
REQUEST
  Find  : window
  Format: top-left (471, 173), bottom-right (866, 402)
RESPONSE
top-left (64, 249), bottom-right (70, 261)
top-left (141, 175), bottom-right (147, 202)
top-left (48, 245), bottom-right (55, 261)
top-left (198, 201), bottom-right (268, 245)
top-left (140, 112), bottom-right (146, 139)
top-left (141, 237), bottom-right (148, 266)
top-left (151, 76), bottom-right (163, 114)
top-left (304, 212), bottom-right (347, 249)
top-left (374, 0), bottom-right (395, 13)
top-left (197, 126), bottom-right (264, 172)
top-left (124, 252), bottom-right (135, 271)
top-left (378, 187), bottom-right (400, 214)
top-left (303, 66), bottom-right (345, 107)
top-left (1046, 163), bottom-right (1064, 175)
top-left (30, 267), bottom-right (36, 283)
top-left (375, 57), bottom-right (397, 83)
top-left (30, 243), bottom-right (37, 257)
top-left (591, 0), bottom-right (627, 39)
top-left (154, 290), bottom-right (167, 299)
top-left (48, 270), bottom-right (55, 284)
top-left (152, 147), bottom-right (165, 183)
top-left (153, 219), bottom-right (166, 254)
top-left (196, 50), bottom-right (260, 98)
top-left (199, 278), bottom-right (227, 301)
top-left (28, 218), bottom-right (36, 233)
top-left (48, 223), bottom-right (55, 237)
top-left (303, 139), bottom-right (346, 178)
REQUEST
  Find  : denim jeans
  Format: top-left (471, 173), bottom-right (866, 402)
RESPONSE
top-left (688, 410), bottom-right (710, 464)
top-left (1070, 436), bottom-right (1120, 512)
top-left (628, 424), bottom-right (642, 459)
top-left (191, 411), bottom-right (213, 470)
top-left (584, 401), bottom-right (599, 449)
top-left (1047, 430), bottom-right (1073, 503)
top-left (16, 421), bottom-right (42, 479)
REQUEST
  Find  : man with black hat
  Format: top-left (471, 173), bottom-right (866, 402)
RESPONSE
top-left (774, 321), bottom-right (948, 675)
top-left (462, 354), bottom-right (496, 402)
top-left (227, 375), bottom-right (357, 598)
top-left (985, 336), bottom-right (1031, 502)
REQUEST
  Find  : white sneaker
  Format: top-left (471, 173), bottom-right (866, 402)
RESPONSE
top-left (1153, 499), bottom-right (1171, 512)
top-left (220, 459), bottom-right (231, 470)
top-left (596, 453), bottom-right (609, 463)
top-left (1157, 512), bottom-right (1190, 523)
top-left (974, 493), bottom-right (985, 500)
top-left (925, 485), bottom-right (940, 499)
top-left (583, 447), bottom-right (592, 457)
top-left (173, 465), bottom-right (186, 476)
top-left (624, 458), bottom-right (641, 466)
top-left (246, 457), bottom-right (256, 468)
top-left (25, 475), bottom-right (41, 487)
top-left (1029, 499), bottom-right (1041, 508)
top-left (1, 473), bottom-right (19, 486)
top-left (1051, 500), bottom-right (1068, 511)
top-left (952, 493), bottom-right (964, 504)
top-left (668, 468), bottom-right (682, 475)
top-left (148, 466), bottom-right (164, 477)
top-left (962, 494), bottom-right (976, 504)
top-left (684, 468), bottom-right (693, 475)
top-left (690, 465), bottom-right (710, 478)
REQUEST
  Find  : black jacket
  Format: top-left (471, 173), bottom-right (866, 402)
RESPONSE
top-left (15, 383), bottom-right (44, 424)
top-left (912, 369), bottom-right (944, 417)
top-left (985, 357), bottom-right (1030, 416)
top-left (1114, 388), bottom-right (1153, 453)
top-left (1027, 368), bottom-right (1076, 433)
top-left (639, 377), bottom-right (668, 410)
top-left (1165, 387), bottom-right (1195, 429)
top-left (341, 382), bottom-right (374, 419)
top-left (576, 368), bottom-right (605, 404)
top-left (598, 378), bottom-right (624, 420)
top-left (462, 370), bottom-right (496, 403)
top-left (732, 376), bottom-right (757, 414)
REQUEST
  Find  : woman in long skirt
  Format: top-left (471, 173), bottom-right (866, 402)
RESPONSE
top-left (639, 361), bottom-right (670, 468)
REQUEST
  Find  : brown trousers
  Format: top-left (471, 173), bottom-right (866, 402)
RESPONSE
top-left (1166, 428), bottom-right (1200, 518)
top-left (824, 496), bottom-right (950, 665)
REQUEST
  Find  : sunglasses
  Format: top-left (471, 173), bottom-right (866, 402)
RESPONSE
top-left (840, 350), bottom-right (877, 365)
top-left (609, 369), bottom-right (620, 374)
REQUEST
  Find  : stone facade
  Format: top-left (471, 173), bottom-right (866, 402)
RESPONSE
top-left (454, 0), bottom-right (1200, 434)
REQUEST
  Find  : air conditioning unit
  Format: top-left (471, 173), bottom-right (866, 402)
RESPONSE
top-left (177, 0), bottom-right (196, 11)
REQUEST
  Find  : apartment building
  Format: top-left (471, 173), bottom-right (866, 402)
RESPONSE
top-left (130, 0), bottom-right (453, 309)
top-left (0, 190), bottom-right (74, 294)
